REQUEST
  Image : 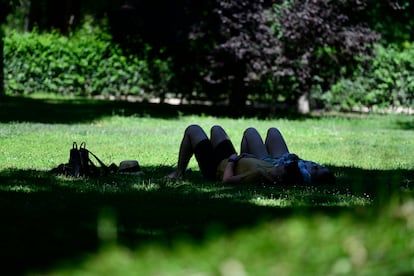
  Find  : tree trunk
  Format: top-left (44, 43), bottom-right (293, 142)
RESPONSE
top-left (297, 91), bottom-right (310, 114)
top-left (228, 81), bottom-right (247, 117)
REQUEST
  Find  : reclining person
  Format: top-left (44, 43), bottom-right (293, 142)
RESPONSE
top-left (167, 124), bottom-right (303, 185)
top-left (240, 127), bottom-right (335, 185)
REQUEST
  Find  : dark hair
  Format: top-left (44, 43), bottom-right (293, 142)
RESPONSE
top-left (281, 161), bottom-right (304, 185)
top-left (313, 171), bottom-right (336, 185)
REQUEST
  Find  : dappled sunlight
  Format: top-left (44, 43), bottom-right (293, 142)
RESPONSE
top-left (0, 164), bottom-right (413, 275)
top-left (249, 197), bottom-right (286, 207)
top-left (393, 199), bottom-right (414, 230)
top-left (40, 196), bottom-right (414, 275)
top-left (2, 184), bottom-right (35, 193)
top-left (0, 106), bottom-right (413, 275)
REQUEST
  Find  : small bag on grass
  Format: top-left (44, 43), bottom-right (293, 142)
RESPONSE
top-left (51, 142), bottom-right (112, 177)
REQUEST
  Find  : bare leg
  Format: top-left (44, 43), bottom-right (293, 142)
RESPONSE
top-left (168, 124), bottom-right (208, 179)
top-left (240, 127), bottom-right (269, 159)
top-left (210, 125), bottom-right (232, 148)
top-left (265, 128), bottom-right (289, 158)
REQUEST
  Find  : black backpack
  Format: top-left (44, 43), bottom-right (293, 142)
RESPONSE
top-left (52, 142), bottom-right (114, 177)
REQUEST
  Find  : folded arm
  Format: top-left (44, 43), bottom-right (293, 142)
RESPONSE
top-left (222, 153), bottom-right (264, 183)
top-left (222, 154), bottom-right (242, 183)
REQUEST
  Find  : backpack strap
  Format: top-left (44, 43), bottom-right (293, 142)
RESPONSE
top-left (88, 150), bottom-right (109, 173)
top-left (80, 142), bottom-right (110, 175)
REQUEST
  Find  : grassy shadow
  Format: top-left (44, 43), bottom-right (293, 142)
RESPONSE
top-left (0, 168), bottom-right (319, 274)
top-left (0, 164), bottom-right (413, 275)
top-left (2, 95), bottom-right (412, 125)
top-left (0, 95), bottom-right (182, 123)
top-left (396, 119), bottom-right (414, 130)
top-left (0, 95), bottom-right (286, 124)
top-left (332, 165), bottom-right (414, 207)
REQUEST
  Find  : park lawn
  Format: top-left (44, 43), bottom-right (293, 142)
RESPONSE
top-left (0, 95), bottom-right (413, 275)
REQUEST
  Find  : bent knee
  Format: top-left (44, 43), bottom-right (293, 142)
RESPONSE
top-left (185, 124), bottom-right (203, 135)
top-left (243, 127), bottom-right (259, 136)
top-left (211, 125), bottom-right (223, 131)
top-left (267, 127), bottom-right (282, 137)
top-left (210, 125), bottom-right (226, 135)
top-left (185, 124), bottom-right (201, 131)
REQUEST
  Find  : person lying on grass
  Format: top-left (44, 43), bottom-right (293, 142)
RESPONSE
top-left (167, 124), bottom-right (304, 185)
top-left (240, 127), bottom-right (335, 185)
top-left (167, 124), bottom-right (335, 185)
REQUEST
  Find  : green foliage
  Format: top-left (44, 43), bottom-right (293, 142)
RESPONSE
top-left (366, 0), bottom-right (414, 43)
top-left (325, 43), bottom-right (414, 111)
top-left (3, 24), bottom-right (173, 97)
top-left (270, 0), bottom-right (379, 111)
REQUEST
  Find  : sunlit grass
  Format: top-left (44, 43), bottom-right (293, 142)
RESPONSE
top-left (0, 95), bottom-right (413, 275)
top-left (1, 113), bottom-right (413, 171)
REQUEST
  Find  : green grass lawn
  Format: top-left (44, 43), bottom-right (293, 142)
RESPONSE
top-left (0, 95), bottom-right (413, 275)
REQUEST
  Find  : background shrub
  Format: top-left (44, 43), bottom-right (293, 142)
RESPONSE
top-left (4, 21), bottom-right (414, 112)
top-left (4, 24), bottom-right (173, 98)
top-left (324, 43), bottom-right (414, 111)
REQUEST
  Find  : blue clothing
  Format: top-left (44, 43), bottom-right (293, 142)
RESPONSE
top-left (261, 153), bottom-right (299, 166)
top-left (260, 153), bottom-right (312, 184)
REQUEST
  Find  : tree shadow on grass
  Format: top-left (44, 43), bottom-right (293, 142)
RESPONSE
top-left (0, 95), bottom-right (181, 123)
top-left (396, 119), bottom-right (414, 131)
top-left (2, 95), bottom-right (414, 125)
top-left (0, 95), bottom-right (284, 124)
top-left (0, 165), bottom-right (412, 275)
top-left (331, 165), bottom-right (414, 206)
